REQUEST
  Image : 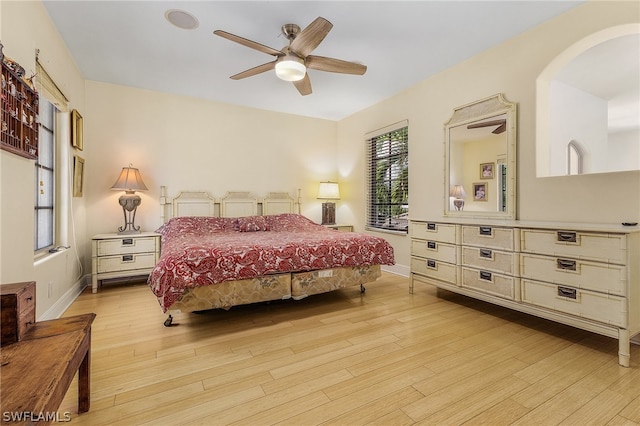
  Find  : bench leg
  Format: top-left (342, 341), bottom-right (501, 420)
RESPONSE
top-left (78, 336), bottom-right (91, 412)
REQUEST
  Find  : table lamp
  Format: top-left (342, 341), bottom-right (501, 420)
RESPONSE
top-left (317, 181), bottom-right (340, 225)
top-left (111, 164), bottom-right (148, 234)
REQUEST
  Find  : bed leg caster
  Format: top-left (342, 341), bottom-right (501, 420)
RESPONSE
top-left (360, 284), bottom-right (366, 293)
top-left (163, 315), bottom-right (173, 327)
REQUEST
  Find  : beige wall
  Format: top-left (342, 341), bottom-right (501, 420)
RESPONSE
top-left (2, 0), bottom-right (639, 316)
top-left (338, 0), bottom-right (640, 269)
top-left (84, 81), bottom-right (338, 238)
top-left (1, 0), bottom-right (87, 318)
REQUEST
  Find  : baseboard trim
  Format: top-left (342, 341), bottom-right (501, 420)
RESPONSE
top-left (382, 263), bottom-right (409, 277)
top-left (38, 274), bottom-right (89, 321)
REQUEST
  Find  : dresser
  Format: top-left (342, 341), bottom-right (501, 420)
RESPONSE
top-left (91, 232), bottom-right (161, 293)
top-left (410, 219), bottom-right (640, 367)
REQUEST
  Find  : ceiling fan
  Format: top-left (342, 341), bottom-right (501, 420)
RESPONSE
top-left (467, 119), bottom-right (507, 134)
top-left (213, 17), bottom-right (367, 96)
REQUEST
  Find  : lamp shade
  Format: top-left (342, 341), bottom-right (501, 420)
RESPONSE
top-left (317, 181), bottom-right (340, 200)
top-left (111, 164), bottom-right (148, 192)
top-left (449, 184), bottom-right (466, 198)
top-left (275, 55), bottom-right (306, 82)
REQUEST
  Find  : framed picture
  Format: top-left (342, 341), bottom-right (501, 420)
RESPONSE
top-left (73, 155), bottom-right (85, 197)
top-left (473, 182), bottom-right (487, 201)
top-left (480, 162), bottom-right (494, 179)
top-left (71, 109), bottom-right (83, 151)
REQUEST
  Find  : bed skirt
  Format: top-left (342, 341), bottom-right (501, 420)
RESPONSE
top-left (167, 265), bottom-right (381, 313)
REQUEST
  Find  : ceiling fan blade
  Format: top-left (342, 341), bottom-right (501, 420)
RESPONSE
top-left (306, 55), bottom-right (367, 75)
top-left (230, 61), bottom-right (276, 80)
top-left (293, 74), bottom-right (312, 96)
top-left (290, 17), bottom-right (333, 57)
top-left (214, 30), bottom-right (284, 57)
top-left (467, 119), bottom-right (506, 129)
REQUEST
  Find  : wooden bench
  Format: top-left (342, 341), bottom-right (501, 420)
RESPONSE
top-left (0, 313), bottom-right (96, 424)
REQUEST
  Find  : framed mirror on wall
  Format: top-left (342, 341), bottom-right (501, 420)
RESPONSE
top-left (444, 93), bottom-right (517, 220)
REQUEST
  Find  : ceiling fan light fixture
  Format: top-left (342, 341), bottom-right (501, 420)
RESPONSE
top-left (275, 55), bottom-right (306, 82)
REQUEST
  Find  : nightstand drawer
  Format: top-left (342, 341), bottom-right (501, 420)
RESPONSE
top-left (96, 253), bottom-right (157, 274)
top-left (96, 236), bottom-right (158, 256)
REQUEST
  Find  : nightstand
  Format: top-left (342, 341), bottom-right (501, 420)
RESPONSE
top-left (91, 232), bottom-right (160, 293)
top-left (324, 224), bottom-right (354, 232)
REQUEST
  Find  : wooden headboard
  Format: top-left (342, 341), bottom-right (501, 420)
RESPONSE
top-left (160, 186), bottom-right (298, 222)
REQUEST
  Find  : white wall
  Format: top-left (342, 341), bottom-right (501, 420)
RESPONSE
top-left (549, 80), bottom-right (608, 175)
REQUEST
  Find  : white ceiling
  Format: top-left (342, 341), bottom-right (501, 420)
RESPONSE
top-left (42, 1), bottom-right (583, 121)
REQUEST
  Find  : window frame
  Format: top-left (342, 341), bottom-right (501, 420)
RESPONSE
top-left (34, 98), bottom-right (56, 254)
top-left (365, 123), bottom-right (409, 234)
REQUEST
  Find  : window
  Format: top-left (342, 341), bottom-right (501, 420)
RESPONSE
top-left (366, 123), bottom-right (409, 233)
top-left (34, 99), bottom-right (56, 252)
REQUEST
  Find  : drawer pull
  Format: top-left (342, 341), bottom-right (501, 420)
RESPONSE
top-left (122, 238), bottom-right (134, 246)
top-left (557, 286), bottom-right (577, 299)
top-left (557, 258), bottom-right (577, 271)
top-left (426, 260), bottom-right (436, 268)
top-left (427, 223), bottom-right (436, 231)
top-left (427, 241), bottom-right (437, 250)
top-left (479, 249), bottom-right (493, 259)
top-left (479, 226), bottom-right (492, 236)
top-left (557, 231), bottom-right (577, 243)
top-left (479, 271), bottom-right (492, 281)
top-left (26, 296), bottom-right (33, 301)
top-left (122, 255), bottom-right (134, 262)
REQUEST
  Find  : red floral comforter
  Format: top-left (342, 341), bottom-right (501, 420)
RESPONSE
top-left (148, 214), bottom-right (395, 311)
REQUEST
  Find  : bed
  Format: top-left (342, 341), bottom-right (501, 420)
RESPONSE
top-left (149, 190), bottom-right (395, 325)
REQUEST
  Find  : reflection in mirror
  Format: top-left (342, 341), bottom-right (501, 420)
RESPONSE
top-left (537, 25), bottom-right (640, 176)
top-left (444, 94), bottom-right (517, 220)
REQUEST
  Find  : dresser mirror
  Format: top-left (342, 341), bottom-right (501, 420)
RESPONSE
top-left (444, 93), bottom-right (517, 219)
top-left (536, 25), bottom-right (639, 177)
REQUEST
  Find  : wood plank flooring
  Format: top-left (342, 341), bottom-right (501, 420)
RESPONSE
top-left (60, 273), bottom-right (640, 425)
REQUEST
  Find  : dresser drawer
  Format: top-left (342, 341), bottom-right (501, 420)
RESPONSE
top-left (461, 225), bottom-right (515, 250)
top-left (96, 236), bottom-right (158, 256)
top-left (461, 267), bottom-right (517, 300)
top-left (520, 254), bottom-right (626, 296)
top-left (411, 239), bottom-right (457, 264)
top-left (411, 257), bottom-right (457, 284)
top-left (410, 222), bottom-right (457, 242)
top-left (521, 279), bottom-right (626, 327)
top-left (462, 246), bottom-right (517, 275)
top-left (96, 253), bottom-right (157, 274)
top-left (521, 229), bottom-right (626, 265)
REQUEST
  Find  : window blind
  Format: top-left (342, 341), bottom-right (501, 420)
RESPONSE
top-left (35, 59), bottom-right (69, 112)
top-left (365, 122), bottom-right (409, 233)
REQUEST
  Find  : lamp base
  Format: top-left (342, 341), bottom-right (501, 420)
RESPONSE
top-left (321, 202), bottom-right (336, 225)
top-left (453, 199), bottom-right (465, 211)
top-left (118, 192), bottom-right (142, 234)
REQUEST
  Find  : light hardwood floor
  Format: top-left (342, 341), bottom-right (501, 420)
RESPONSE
top-left (60, 273), bottom-right (640, 425)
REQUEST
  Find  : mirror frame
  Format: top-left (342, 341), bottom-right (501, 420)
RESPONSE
top-left (444, 93), bottom-right (518, 220)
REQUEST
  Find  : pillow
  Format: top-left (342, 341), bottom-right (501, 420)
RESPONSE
top-left (236, 215), bottom-right (268, 232)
